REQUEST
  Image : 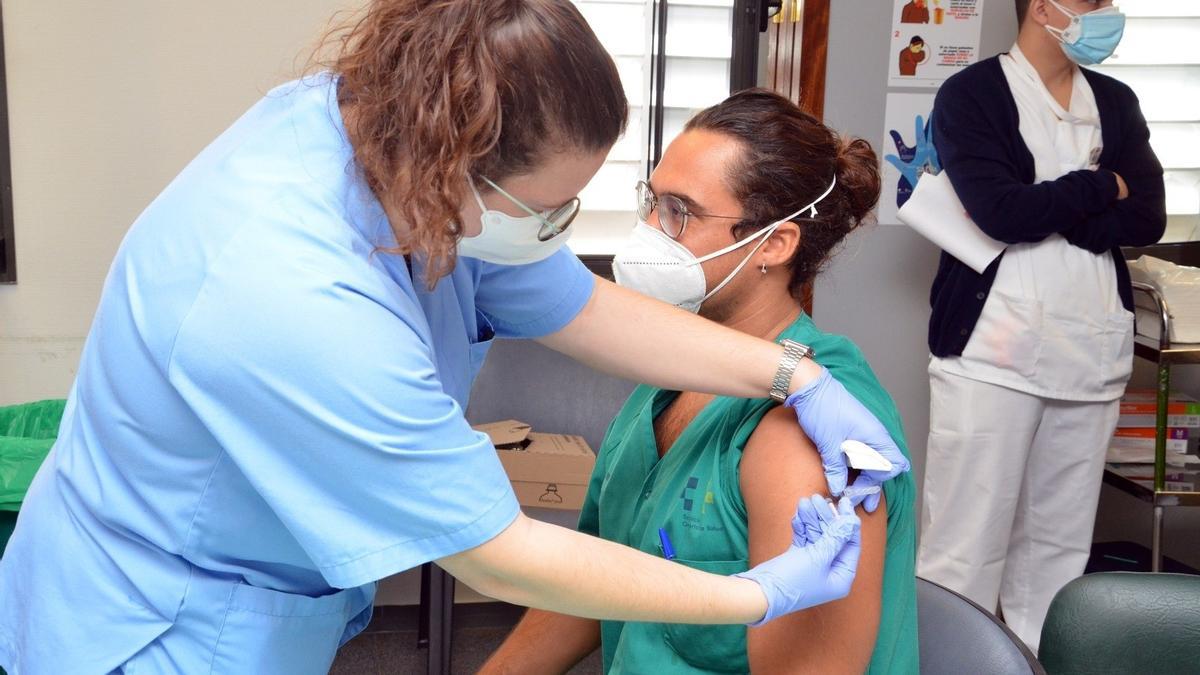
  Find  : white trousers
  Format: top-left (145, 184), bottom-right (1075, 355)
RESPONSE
top-left (917, 358), bottom-right (1120, 653)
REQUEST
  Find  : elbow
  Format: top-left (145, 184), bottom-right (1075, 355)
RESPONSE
top-left (1126, 216), bottom-right (1167, 248)
top-left (436, 515), bottom-right (534, 604)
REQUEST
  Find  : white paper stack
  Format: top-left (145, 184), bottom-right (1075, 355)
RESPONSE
top-left (897, 171), bottom-right (1006, 274)
top-left (1128, 256), bottom-right (1200, 344)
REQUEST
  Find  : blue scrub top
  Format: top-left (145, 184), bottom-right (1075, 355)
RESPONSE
top-left (0, 75), bottom-right (595, 674)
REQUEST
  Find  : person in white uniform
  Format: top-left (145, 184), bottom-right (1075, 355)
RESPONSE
top-left (0, 2), bottom-right (912, 673)
top-left (918, 0), bottom-right (1166, 652)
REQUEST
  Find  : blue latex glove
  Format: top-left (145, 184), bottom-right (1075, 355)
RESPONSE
top-left (884, 114), bottom-right (942, 208)
top-left (785, 367), bottom-right (911, 512)
top-left (734, 495), bottom-right (861, 625)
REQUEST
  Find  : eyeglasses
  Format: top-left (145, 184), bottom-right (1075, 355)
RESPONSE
top-left (635, 180), bottom-right (742, 240)
top-left (479, 176), bottom-right (581, 242)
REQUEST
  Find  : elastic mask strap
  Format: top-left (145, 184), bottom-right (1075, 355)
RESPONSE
top-left (468, 177), bottom-right (488, 212)
top-left (701, 231), bottom-right (774, 303)
top-left (1043, 0), bottom-right (1077, 42)
top-left (687, 175), bottom-right (838, 267)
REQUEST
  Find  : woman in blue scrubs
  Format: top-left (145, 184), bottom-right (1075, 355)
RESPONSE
top-left (0, 2), bottom-right (908, 673)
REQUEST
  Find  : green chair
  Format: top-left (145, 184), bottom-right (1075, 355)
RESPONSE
top-left (0, 399), bottom-right (67, 557)
top-left (1039, 572), bottom-right (1200, 674)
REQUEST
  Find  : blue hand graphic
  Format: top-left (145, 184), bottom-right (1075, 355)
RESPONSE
top-left (884, 114), bottom-right (941, 209)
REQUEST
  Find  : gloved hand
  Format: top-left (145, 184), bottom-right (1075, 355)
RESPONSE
top-left (786, 367), bottom-right (911, 512)
top-left (734, 495), bottom-right (861, 625)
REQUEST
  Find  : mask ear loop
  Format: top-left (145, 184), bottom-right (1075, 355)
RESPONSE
top-left (695, 175), bottom-right (839, 304)
top-left (687, 175), bottom-right (839, 267)
top-left (700, 229), bottom-right (776, 303)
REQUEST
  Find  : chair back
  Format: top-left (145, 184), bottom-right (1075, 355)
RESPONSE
top-left (917, 577), bottom-right (1045, 674)
top-left (1039, 572), bottom-right (1200, 675)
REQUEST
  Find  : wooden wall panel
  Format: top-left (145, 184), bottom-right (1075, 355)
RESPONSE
top-left (766, 0), bottom-right (830, 314)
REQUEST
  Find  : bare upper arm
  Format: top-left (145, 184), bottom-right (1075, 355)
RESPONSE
top-left (739, 406), bottom-right (886, 675)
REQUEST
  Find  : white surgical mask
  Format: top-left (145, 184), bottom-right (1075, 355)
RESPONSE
top-left (612, 177), bottom-right (837, 312)
top-left (457, 178), bottom-right (574, 265)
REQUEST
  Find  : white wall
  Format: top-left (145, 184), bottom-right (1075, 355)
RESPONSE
top-left (0, 0), bottom-right (355, 404)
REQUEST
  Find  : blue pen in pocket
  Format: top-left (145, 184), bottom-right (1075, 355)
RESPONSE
top-left (658, 528), bottom-right (676, 560)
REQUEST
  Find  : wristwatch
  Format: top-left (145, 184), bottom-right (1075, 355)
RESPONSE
top-left (769, 339), bottom-right (816, 403)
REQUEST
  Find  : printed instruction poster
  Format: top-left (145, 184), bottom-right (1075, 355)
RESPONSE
top-left (879, 93), bottom-right (938, 225)
top-left (887, 0), bottom-right (985, 87)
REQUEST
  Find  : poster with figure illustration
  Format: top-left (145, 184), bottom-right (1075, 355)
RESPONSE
top-left (888, 0), bottom-right (985, 87)
top-left (879, 93), bottom-right (940, 225)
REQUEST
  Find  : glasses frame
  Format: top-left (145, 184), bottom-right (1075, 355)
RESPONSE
top-left (479, 176), bottom-right (581, 242)
top-left (636, 180), bottom-right (742, 240)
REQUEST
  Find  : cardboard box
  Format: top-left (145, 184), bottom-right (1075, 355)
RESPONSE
top-left (1118, 389), bottom-right (1200, 428)
top-left (474, 420), bottom-right (596, 510)
top-left (1111, 427), bottom-right (1194, 455)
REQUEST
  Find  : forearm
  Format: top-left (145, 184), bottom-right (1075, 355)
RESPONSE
top-left (479, 609), bottom-right (600, 675)
top-left (935, 87), bottom-right (1118, 243)
top-left (537, 277), bottom-right (820, 398)
top-left (438, 513), bottom-right (767, 624)
top-left (948, 166), bottom-right (1118, 244)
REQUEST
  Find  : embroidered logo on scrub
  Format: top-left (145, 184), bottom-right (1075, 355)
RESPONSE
top-left (681, 477), bottom-right (700, 511)
top-left (681, 476), bottom-right (717, 515)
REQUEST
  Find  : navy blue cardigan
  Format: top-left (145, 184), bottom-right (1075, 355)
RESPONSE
top-left (928, 55), bottom-right (1166, 357)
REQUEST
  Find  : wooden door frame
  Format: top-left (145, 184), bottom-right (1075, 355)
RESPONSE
top-left (766, 0), bottom-right (831, 312)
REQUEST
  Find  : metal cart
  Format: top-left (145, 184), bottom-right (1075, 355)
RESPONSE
top-left (1102, 281), bottom-right (1200, 571)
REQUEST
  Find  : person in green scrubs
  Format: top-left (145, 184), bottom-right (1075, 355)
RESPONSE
top-left (482, 89), bottom-right (919, 674)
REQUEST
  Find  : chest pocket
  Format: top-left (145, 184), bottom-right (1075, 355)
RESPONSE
top-left (208, 582), bottom-right (360, 674)
top-left (661, 557), bottom-right (751, 673)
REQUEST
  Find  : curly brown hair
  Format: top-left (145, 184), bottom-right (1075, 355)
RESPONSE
top-left (685, 89), bottom-right (881, 299)
top-left (318, 0), bottom-right (627, 285)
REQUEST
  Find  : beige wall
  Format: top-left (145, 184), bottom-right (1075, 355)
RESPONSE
top-left (0, 0), bottom-right (356, 404)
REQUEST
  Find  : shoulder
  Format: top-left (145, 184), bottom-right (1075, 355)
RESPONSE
top-left (598, 384), bottom-right (660, 450)
top-left (937, 56), bottom-right (1004, 103)
top-left (1080, 67), bottom-right (1139, 103)
top-left (739, 406), bottom-right (827, 505)
top-left (796, 319), bottom-right (871, 377)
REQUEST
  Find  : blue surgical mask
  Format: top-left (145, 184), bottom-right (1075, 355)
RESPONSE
top-left (1044, 0), bottom-right (1126, 66)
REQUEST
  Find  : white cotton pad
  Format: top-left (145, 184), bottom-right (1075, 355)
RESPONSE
top-left (843, 485), bottom-right (882, 499)
top-left (842, 440), bottom-right (893, 472)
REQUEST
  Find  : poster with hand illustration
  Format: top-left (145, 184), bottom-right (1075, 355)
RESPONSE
top-left (879, 93), bottom-right (940, 225)
top-left (887, 0), bottom-right (984, 87)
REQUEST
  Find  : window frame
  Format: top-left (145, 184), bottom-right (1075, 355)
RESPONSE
top-left (0, 4), bottom-right (14, 284)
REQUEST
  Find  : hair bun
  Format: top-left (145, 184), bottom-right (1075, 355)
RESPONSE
top-left (834, 136), bottom-right (881, 229)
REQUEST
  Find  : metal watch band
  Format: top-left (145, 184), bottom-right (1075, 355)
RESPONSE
top-left (769, 339), bottom-right (814, 403)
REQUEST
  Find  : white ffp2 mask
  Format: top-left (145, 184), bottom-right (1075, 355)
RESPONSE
top-left (612, 177), bottom-right (836, 312)
top-left (457, 179), bottom-right (573, 265)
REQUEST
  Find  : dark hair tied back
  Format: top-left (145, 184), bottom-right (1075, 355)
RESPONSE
top-left (685, 88), bottom-right (880, 298)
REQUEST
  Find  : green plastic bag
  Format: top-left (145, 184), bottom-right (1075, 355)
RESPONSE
top-left (0, 399), bottom-right (66, 512)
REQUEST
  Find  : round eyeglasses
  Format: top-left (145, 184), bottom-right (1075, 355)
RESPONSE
top-left (479, 176), bottom-right (581, 242)
top-left (635, 180), bottom-right (742, 239)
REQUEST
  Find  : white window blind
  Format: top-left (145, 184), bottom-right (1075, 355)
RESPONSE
top-left (1090, 0), bottom-right (1200, 242)
top-left (569, 0), bottom-right (734, 253)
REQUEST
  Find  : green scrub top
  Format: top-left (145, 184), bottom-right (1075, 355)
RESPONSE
top-left (578, 313), bottom-right (919, 674)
